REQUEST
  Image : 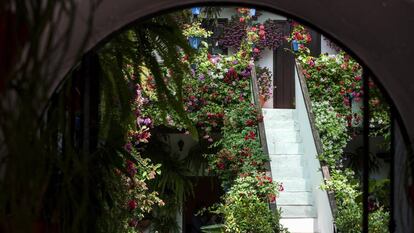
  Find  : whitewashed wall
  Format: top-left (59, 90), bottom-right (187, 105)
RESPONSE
top-left (321, 35), bottom-right (338, 55)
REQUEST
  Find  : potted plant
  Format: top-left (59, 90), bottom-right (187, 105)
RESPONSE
top-left (256, 66), bottom-right (272, 107)
top-left (249, 8), bottom-right (256, 16)
top-left (286, 22), bottom-right (312, 53)
top-left (292, 39), bottom-right (299, 52)
top-left (191, 7), bottom-right (201, 15)
top-left (183, 22), bottom-right (212, 49)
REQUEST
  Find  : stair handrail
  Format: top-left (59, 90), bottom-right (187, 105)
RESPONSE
top-left (295, 61), bottom-right (338, 223)
top-left (250, 65), bottom-right (270, 160)
top-left (251, 65), bottom-right (278, 211)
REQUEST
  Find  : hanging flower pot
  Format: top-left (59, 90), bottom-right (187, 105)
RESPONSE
top-left (188, 36), bottom-right (201, 49)
top-left (249, 8), bottom-right (256, 16)
top-left (292, 40), bottom-right (299, 52)
top-left (259, 95), bottom-right (266, 107)
top-left (191, 7), bottom-right (201, 15)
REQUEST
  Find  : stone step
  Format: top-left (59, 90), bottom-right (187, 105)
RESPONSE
top-left (270, 154), bottom-right (305, 167)
top-left (272, 165), bottom-right (306, 178)
top-left (268, 142), bottom-right (304, 154)
top-left (264, 120), bottom-right (299, 130)
top-left (277, 191), bottom-right (313, 205)
top-left (276, 178), bottom-right (311, 192)
top-left (265, 129), bottom-right (302, 143)
top-left (279, 205), bottom-right (317, 218)
top-left (280, 217), bottom-right (317, 232)
top-left (262, 109), bottom-right (295, 122)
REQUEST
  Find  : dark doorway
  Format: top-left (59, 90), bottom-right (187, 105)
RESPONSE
top-left (183, 176), bottom-right (222, 233)
top-left (273, 22), bottom-right (295, 109)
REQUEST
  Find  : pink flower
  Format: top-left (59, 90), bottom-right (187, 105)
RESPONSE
top-left (253, 47), bottom-right (260, 53)
top-left (124, 142), bottom-right (132, 152)
top-left (126, 160), bottom-right (137, 176)
top-left (217, 163), bottom-right (225, 170)
top-left (128, 219), bottom-right (138, 227)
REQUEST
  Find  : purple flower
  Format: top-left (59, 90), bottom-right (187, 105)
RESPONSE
top-left (198, 74), bottom-right (205, 81)
top-left (138, 117), bottom-right (152, 126)
top-left (126, 160), bottom-right (137, 176)
top-left (241, 69), bottom-right (251, 77)
top-left (124, 142), bottom-right (132, 152)
top-left (232, 60), bottom-right (238, 65)
top-left (143, 118), bottom-right (152, 126)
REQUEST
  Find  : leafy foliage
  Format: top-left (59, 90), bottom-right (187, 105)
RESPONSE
top-left (290, 23), bottom-right (391, 232)
top-left (205, 173), bottom-right (287, 233)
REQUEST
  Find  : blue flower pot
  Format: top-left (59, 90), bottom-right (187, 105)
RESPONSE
top-left (191, 7), bottom-right (201, 15)
top-left (189, 36), bottom-right (201, 49)
top-left (249, 8), bottom-right (256, 16)
top-left (292, 40), bottom-right (299, 52)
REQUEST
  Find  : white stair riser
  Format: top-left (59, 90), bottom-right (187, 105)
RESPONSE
top-left (265, 130), bottom-right (302, 143)
top-left (262, 109), bottom-right (295, 121)
top-left (280, 218), bottom-right (317, 232)
top-left (279, 206), bottom-right (317, 218)
top-left (264, 120), bottom-right (298, 130)
top-left (277, 192), bottom-right (313, 205)
top-left (268, 142), bottom-right (304, 154)
top-left (270, 156), bottom-right (305, 167)
top-left (272, 166), bottom-right (306, 178)
top-left (264, 109), bottom-right (320, 230)
top-left (277, 179), bottom-right (311, 192)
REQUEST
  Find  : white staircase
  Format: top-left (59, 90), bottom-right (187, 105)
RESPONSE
top-left (263, 108), bottom-right (317, 233)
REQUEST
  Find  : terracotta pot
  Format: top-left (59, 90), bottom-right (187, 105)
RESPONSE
top-left (259, 95), bottom-right (266, 107)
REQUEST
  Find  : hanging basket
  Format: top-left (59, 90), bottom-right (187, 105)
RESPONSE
top-left (292, 40), bottom-right (299, 52)
top-left (191, 7), bottom-right (201, 15)
top-left (249, 8), bottom-right (256, 16)
top-left (189, 36), bottom-right (201, 49)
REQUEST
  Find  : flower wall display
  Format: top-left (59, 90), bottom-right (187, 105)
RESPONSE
top-left (119, 84), bottom-right (165, 230)
top-left (289, 22), bottom-right (390, 232)
top-left (137, 14), bottom-right (286, 231)
top-left (256, 66), bottom-right (273, 102)
top-left (218, 8), bottom-right (285, 58)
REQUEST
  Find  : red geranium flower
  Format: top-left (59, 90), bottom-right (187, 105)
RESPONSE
top-left (244, 131), bottom-right (256, 140)
top-left (245, 119), bottom-right (255, 126)
top-left (217, 162), bottom-right (225, 170)
top-left (268, 194), bottom-right (277, 203)
top-left (128, 200), bottom-right (137, 210)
